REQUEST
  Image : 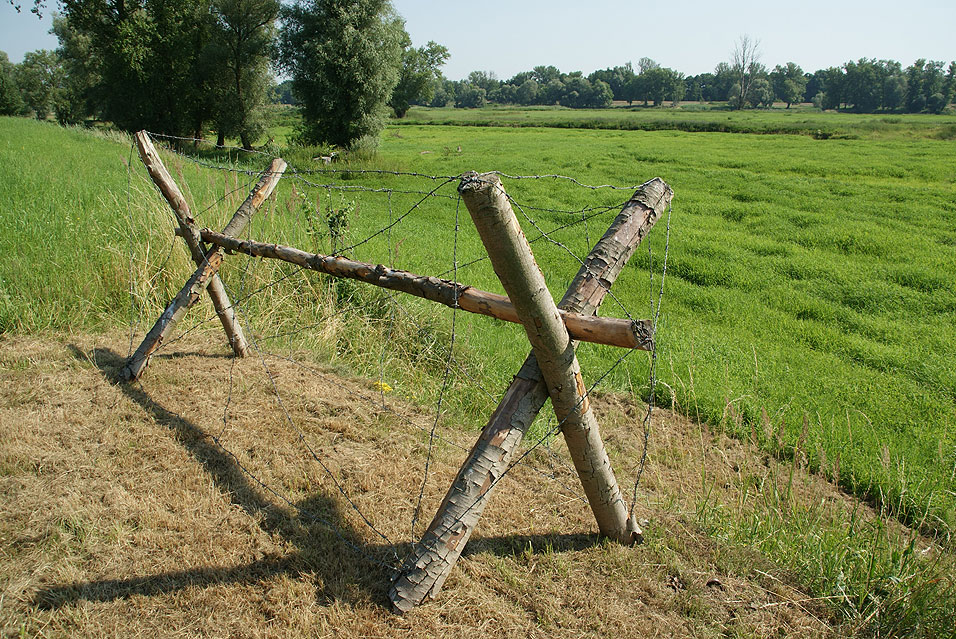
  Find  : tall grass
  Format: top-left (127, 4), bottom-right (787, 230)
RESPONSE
top-left (3, 113), bottom-right (956, 632)
top-left (3, 114), bottom-right (955, 538)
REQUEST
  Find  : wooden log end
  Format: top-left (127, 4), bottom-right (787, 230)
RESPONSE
top-left (631, 178), bottom-right (674, 213)
top-left (627, 516), bottom-right (645, 546)
top-left (633, 319), bottom-right (655, 351)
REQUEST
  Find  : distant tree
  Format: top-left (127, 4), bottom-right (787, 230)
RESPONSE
top-left (627, 67), bottom-right (683, 106)
top-left (490, 82), bottom-right (517, 104)
top-left (531, 65), bottom-right (561, 85)
top-left (515, 78), bottom-right (538, 105)
top-left (804, 71), bottom-right (823, 103)
top-left (770, 62), bottom-right (806, 107)
top-left (711, 62), bottom-right (736, 101)
top-left (920, 60), bottom-right (947, 113)
top-left (902, 59), bottom-right (947, 112)
top-left (748, 77), bottom-right (774, 107)
top-left (693, 72), bottom-right (717, 101)
top-left (626, 72), bottom-right (647, 105)
top-left (507, 71), bottom-right (533, 86)
top-left (683, 74), bottom-right (703, 102)
top-left (944, 61), bottom-right (956, 109)
top-left (729, 35), bottom-right (761, 109)
top-left (279, 0), bottom-right (405, 148)
top-left (842, 59), bottom-right (883, 112)
top-left (429, 76), bottom-right (455, 107)
top-left (271, 79), bottom-right (298, 105)
top-left (882, 72), bottom-right (907, 110)
top-left (540, 78), bottom-right (565, 105)
top-left (636, 57), bottom-right (659, 74)
top-left (467, 70), bottom-right (499, 94)
top-left (205, 0), bottom-right (279, 149)
top-left (0, 51), bottom-right (24, 115)
top-left (818, 66), bottom-right (846, 110)
top-left (389, 40), bottom-right (448, 117)
top-left (50, 14), bottom-right (97, 125)
top-left (14, 49), bottom-right (61, 119)
top-left (588, 63), bottom-right (634, 101)
top-left (454, 82), bottom-right (486, 108)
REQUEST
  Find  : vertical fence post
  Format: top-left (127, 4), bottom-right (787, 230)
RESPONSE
top-left (458, 171), bottom-right (640, 544)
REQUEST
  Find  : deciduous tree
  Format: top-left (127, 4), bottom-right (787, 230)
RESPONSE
top-left (14, 49), bottom-right (61, 119)
top-left (279, 0), bottom-right (405, 148)
top-left (770, 62), bottom-right (806, 108)
top-left (389, 40), bottom-right (448, 117)
top-left (205, 0), bottom-right (280, 149)
top-left (0, 51), bottom-right (24, 115)
top-left (730, 35), bottom-right (761, 110)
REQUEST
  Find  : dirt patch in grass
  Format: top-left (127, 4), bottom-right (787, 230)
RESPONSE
top-left (0, 332), bottom-right (885, 637)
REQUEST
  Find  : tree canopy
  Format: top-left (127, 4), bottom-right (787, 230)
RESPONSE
top-left (279, 0), bottom-right (406, 148)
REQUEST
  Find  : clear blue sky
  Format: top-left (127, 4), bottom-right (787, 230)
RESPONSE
top-left (3, 0), bottom-right (954, 79)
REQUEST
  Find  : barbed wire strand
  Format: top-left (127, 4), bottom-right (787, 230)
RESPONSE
top-left (629, 202), bottom-right (672, 518)
top-left (126, 142), bottom-right (662, 567)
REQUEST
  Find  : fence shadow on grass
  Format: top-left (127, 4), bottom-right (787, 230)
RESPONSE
top-left (33, 345), bottom-right (606, 612)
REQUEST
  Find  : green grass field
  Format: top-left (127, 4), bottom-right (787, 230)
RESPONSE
top-left (2, 112), bottom-right (955, 631)
top-left (398, 103), bottom-right (956, 140)
top-left (2, 115), bottom-right (954, 532)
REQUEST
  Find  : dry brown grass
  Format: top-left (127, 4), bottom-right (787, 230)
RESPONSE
top-left (0, 331), bottom-right (886, 638)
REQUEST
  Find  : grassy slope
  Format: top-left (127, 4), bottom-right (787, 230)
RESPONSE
top-left (2, 116), bottom-right (954, 535)
top-left (2, 114), bottom-right (955, 632)
top-left (3, 333), bottom-right (951, 638)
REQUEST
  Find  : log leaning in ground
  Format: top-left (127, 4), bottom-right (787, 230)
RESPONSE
top-left (197, 229), bottom-right (654, 351)
top-left (122, 157), bottom-right (287, 381)
top-left (133, 130), bottom-right (250, 358)
top-left (461, 171), bottom-right (638, 540)
top-left (389, 176), bottom-right (673, 613)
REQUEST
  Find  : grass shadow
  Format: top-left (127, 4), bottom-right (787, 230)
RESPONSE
top-left (33, 345), bottom-right (609, 613)
top-left (34, 346), bottom-right (401, 611)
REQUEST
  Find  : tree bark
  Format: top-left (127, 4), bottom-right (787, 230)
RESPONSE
top-left (389, 176), bottom-right (673, 613)
top-left (197, 229), bottom-right (652, 350)
top-left (123, 157), bottom-right (287, 381)
top-left (134, 130), bottom-right (249, 357)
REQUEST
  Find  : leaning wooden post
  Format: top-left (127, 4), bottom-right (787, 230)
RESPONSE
top-left (389, 177), bottom-right (672, 613)
top-left (122, 157), bottom-right (287, 381)
top-left (460, 171), bottom-right (639, 541)
top-left (133, 130), bottom-right (250, 357)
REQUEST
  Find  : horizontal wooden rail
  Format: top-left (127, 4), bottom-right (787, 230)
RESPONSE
top-left (197, 229), bottom-right (653, 351)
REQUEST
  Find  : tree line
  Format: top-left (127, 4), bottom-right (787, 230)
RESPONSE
top-left (1, 0), bottom-right (448, 149)
top-left (2, 3), bottom-right (954, 150)
top-left (423, 48), bottom-right (955, 115)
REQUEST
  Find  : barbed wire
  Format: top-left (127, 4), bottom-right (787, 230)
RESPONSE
top-left (125, 134), bottom-right (667, 571)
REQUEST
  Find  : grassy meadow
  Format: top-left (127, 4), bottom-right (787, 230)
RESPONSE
top-left (397, 103), bottom-right (956, 139)
top-left (1, 109), bottom-right (955, 632)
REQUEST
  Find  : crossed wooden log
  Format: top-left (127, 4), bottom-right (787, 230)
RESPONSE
top-left (125, 131), bottom-right (673, 613)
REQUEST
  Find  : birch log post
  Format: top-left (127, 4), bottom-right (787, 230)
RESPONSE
top-left (122, 157), bottom-right (287, 381)
top-left (389, 176), bottom-right (673, 613)
top-left (198, 229), bottom-right (653, 350)
top-left (133, 130), bottom-right (250, 357)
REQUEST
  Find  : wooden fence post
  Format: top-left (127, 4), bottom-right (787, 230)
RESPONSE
top-left (122, 157), bottom-right (287, 381)
top-left (389, 177), bottom-right (673, 612)
top-left (461, 171), bottom-right (638, 540)
top-left (133, 131), bottom-right (250, 358)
